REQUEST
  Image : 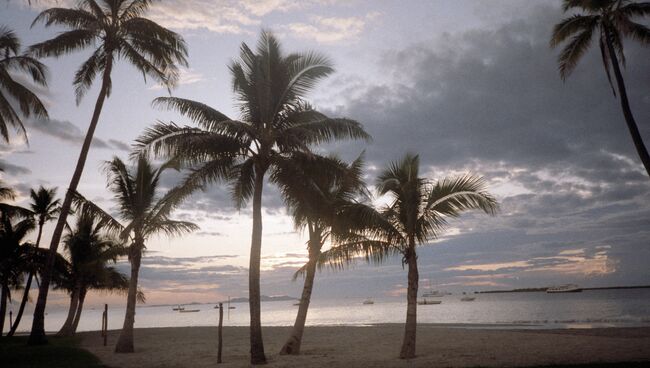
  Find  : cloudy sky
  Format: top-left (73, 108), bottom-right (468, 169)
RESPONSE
top-left (1, 0), bottom-right (649, 307)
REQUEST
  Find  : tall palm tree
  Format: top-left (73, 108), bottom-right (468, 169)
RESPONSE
top-left (313, 154), bottom-right (498, 359)
top-left (7, 186), bottom-right (60, 336)
top-left (96, 156), bottom-right (196, 353)
top-left (57, 212), bottom-right (130, 337)
top-left (0, 26), bottom-right (48, 143)
top-left (0, 210), bottom-right (35, 336)
top-left (273, 153), bottom-right (369, 355)
top-left (27, 0), bottom-right (188, 344)
top-left (551, 0), bottom-right (650, 177)
top-left (135, 30), bottom-right (370, 364)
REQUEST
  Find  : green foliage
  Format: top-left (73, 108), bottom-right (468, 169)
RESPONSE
top-left (0, 26), bottom-right (48, 143)
top-left (136, 31), bottom-right (370, 210)
top-left (311, 153), bottom-right (498, 273)
top-left (551, 0), bottom-right (650, 83)
top-left (29, 0), bottom-right (188, 104)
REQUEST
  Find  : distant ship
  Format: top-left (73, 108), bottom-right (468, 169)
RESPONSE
top-left (460, 296), bottom-right (476, 302)
top-left (172, 305), bottom-right (185, 311)
top-left (418, 299), bottom-right (442, 305)
top-left (546, 284), bottom-right (582, 293)
top-left (362, 298), bottom-right (374, 305)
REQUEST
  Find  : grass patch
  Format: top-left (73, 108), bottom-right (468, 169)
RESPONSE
top-left (0, 335), bottom-right (106, 368)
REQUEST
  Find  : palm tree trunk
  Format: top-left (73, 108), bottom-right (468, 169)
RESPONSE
top-left (605, 31), bottom-right (650, 178)
top-left (29, 60), bottom-right (114, 345)
top-left (249, 169), bottom-right (267, 365)
top-left (399, 246), bottom-right (419, 359)
top-left (71, 287), bottom-right (87, 334)
top-left (57, 287), bottom-right (80, 337)
top-left (8, 222), bottom-right (43, 336)
top-left (279, 255), bottom-right (318, 355)
top-left (115, 242), bottom-right (143, 353)
top-left (8, 273), bottom-right (33, 337)
top-left (0, 283), bottom-right (8, 336)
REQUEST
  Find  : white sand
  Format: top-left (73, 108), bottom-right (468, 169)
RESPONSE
top-left (78, 325), bottom-right (650, 367)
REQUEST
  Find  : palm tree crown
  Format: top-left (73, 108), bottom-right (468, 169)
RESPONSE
top-left (30, 0), bottom-right (188, 103)
top-left (0, 26), bottom-right (48, 143)
top-left (30, 186), bottom-right (61, 229)
top-left (551, 0), bottom-right (650, 82)
top-left (550, 0), bottom-right (650, 178)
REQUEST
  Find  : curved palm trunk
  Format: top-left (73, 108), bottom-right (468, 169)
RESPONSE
top-left (605, 32), bottom-right (650, 178)
top-left (399, 246), bottom-right (419, 359)
top-left (280, 226), bottom-right (321, 355)
top-left (249, 170), bottom-right (267, 364)
top-left (29, 60), bottom-right (114, 345)
top-left (0, 283), bottom-right (8, 336)
top-left (7, 273), bottom-right (32, 337)
top-left (8, 222), bottom-right (44, 336)
top-left (71, 287), bottom-right (87, 334)
top-left (279, 255), bottom-right (318, 355)
top-left (115, 243), bottom-right (143, 353)
top-left (57, 287), bottom-right (80, 337)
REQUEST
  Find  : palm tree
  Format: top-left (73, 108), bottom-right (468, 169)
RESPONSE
top-left (136, 30), bottom-right (370, 364)
top-left (0, 26), bottom-right (48, 143)
top-left (313, 154), bottom-right (498, 359)
top-left (57, 212), bottom-right (131, 337)
top-left (273, 153), bottom-right (369, 355)
top-left (551, 0), bottom-right (650, 177)
top-left (27, 0), bottom-right (188, 344)
top-left (0, 209), bottom-right (35, 336)
top-left (95, 156), bottom-right (196, 353)
top-left (7, 186), bottom-right (60, 336)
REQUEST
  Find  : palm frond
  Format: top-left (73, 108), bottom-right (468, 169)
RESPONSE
top-left (550, 14), bottom-right (599, 47)
top-left (557, 25), bottom-right (596, 80)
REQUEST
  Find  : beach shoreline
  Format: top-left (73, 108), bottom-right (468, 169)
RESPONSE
top-left (78, 324), bottom-right (650, 367)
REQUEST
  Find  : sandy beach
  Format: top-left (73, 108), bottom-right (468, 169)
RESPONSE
top-left (78, 325), bottom-right (650, 367)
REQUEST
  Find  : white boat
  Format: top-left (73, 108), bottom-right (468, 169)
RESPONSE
top-left (422, 290), bottom-right (445, 298)
top-left (172, 305), bottom-right (185, 311)
top-left (362, 298), bottom-right (374, 305)
top-left (546, 284), bottom-right (582, 293)
top-left (418, 299), bottom-right (442, 305)
top-left (460, 296), bottom-right (476, 302)
top-left (421, 279), bottom-right (445, 298)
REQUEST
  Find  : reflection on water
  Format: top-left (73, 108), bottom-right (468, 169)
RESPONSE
top-left (10, 288), bottom-right (650, 333)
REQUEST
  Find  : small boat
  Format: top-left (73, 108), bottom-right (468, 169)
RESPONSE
top-left (362, 298), bottom-right (374, 305)
top-left (460, 296), bottom-right (476, 302)
top-left (172, 305), bottom-right (185, 311)
top-left (179, 309), bottom-right (200, 313)
top-left (418, 299), bottom-right (442, 305)
top-left (293, 302), bottom-right (301, 306)
top-left (546, 284), bottom-right (582, 293)
top-left (214, 305), bottom-right (237, 309)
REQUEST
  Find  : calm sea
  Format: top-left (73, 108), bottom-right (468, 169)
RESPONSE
top-left (10, 288), bottom-right (650, 333)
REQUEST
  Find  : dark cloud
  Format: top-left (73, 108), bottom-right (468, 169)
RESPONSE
top-left (306, 4), bottom-right (650, 291)
top-left (26, 118), bottom-right (134, 151)
top-left (108, 139), bottom-right (131, 152)
top-left (0, 159), bottom-right (31, 175)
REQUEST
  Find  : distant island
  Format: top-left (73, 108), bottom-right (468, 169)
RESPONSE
top-left (225, 295), bottom-right (298, 303)
top-left (477, 285), bottom-right (650, 294)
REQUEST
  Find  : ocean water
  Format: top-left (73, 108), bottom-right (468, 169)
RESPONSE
top-left (10, 288), bottom-right (650, 333)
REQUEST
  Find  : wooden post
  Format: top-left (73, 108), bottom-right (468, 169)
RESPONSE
top-left (101, 304), bottom-right (108, 346)
top-left (217, 302), bottom-right (223, 364)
